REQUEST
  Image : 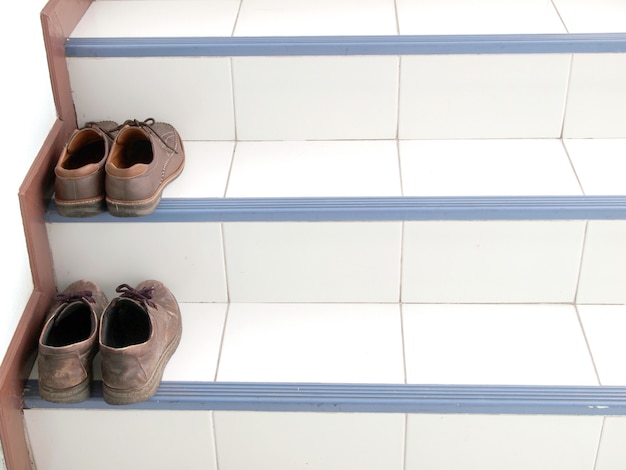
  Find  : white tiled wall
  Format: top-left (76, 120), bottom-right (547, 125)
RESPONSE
top-left (405, 414), bottom-right (603, 470)
top-left (398, 54), bottom-right (571, 139)
top-left (595, 417), bottom-right (626, 469)
top-left (24, 409), bottom-right (217, 470)
top-left (231, 56), bottom-right (399, 141)
top-left (401, 221), bottom-right (586, 303)
top-left (67, 57), bottom-right (235, 141)
top-left (576, 221), bottom-right (626, 304)
top-left (222, 222), bottom-right (402, 302)
top-left (563, 54), bottom-right (626, 138)
top-left (213, 411), bottom-right (405, 470)
top-left (47, 222), bottom-right (229, 302)
top-left (24, 409), bottom-right (612, 470)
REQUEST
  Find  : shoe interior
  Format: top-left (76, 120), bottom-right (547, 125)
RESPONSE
top-left (43, 304), bottom-right (94, 347)
top-left (102, 299), bottom-right (151, 348)
top-left (64, 134), bottom-right (105, 169)
top-left (113, 128), bottom-right (153, 168)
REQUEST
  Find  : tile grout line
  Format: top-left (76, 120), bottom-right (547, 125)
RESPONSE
top-left (399, 302), bottom-right (408, 386)
top-left (574, 220), bottom-right (589, 305)
top-left (550, 0), bottom-right (570, 34)
top-left (401, 413), bottom-right (409, 470)
top-left (210, 410), bottom-right (221, 470)
top-left (558, 53), bottom-right (574, 141)
top-left (561, 135), bottom-right (586, 196)
top-left (574, 302), bottom-right (603, 386)
top-left (213, 295), bottom-right (232, 382)
top-left (591, 416), bottom-right (606, 470)
top-left (222, 140), bottom-right (238, 198)
top-left (230, 0), bottom-right (244, 37)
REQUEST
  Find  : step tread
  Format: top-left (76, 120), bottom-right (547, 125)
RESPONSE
top-left (47, 139), bottom-right (626, 222)
top-left (69, 0), bottom-right (626, 39)
top-left (25, 302), bottom-right (626, 412)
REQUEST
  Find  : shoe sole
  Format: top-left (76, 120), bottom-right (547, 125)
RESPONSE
top-left (39, 377), bottom-right (91, 404)
top-left (55, 195), bottom-right (106, 218)
top-left (102, 324), bottom-right (182, 405)
top-left (106, 142), bottom-right (186, 218)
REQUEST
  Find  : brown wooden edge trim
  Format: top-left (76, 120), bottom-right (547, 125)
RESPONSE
top-left (0, 0), bottom-right (92, 468)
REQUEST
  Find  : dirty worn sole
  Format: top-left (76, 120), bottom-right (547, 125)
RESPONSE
top-left (55, 195), bottom-right (106, 218)
top-left (39, 378), bottom-right (91, 404)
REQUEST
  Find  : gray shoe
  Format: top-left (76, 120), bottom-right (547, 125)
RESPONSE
top-left (105, 118), bottom-right (185, 217)
top-left (38, 280), bottom-right (108, 403)
top-left (99, 281), bottom-right (182, 405)
top-left (54, 121), bottom-right (119, 217)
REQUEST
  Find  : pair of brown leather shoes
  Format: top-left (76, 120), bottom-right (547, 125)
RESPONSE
top-left (54, 118), bottom-right (185, 217)
top-left (38, 280), bottom-right (182, 405)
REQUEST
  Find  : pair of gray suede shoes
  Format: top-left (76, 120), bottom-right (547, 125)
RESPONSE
top-left (54, 118), bottom-right (185, 217)
top-left (38, 280), bottom-right (182, 405)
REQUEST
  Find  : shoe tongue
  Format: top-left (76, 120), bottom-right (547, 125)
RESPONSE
top-left (56, 162), bottom-right (99, 177)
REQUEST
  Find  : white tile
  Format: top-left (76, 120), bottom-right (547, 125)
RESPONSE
top-left (397, 0), bottom-right (566, 34)
top-left (564, 54), bottom-right (626, 138)
top-left (399, 54), bottom-right (571, 139)
top-left (164, 141), bottom-right (234, 198)
top-left (595, 417), bottom-right (626, 470)
top-left (405, 414), bottom-right (602, 470)
top-left (400, 139), bottom-right (582, 196)
top-left (226, 141), bottom-right (401, 198)
top-left (232, 56), bottom-right (399, 140)
top-left (577, 221), bottom-right (626, 304)
top-left (68, 57), bottom-right (235, 140)
top-left (402, 221), bottom-right (585, 303)
top-left (24, 409), bottom-right (216, 470)
top-left (565, 139), bottom-right (626, 195)
top-left (71, 0), bottom-right (241, 37)
top-left (402, 304), bottom-right (599, 385)
top-left (235, 0), bottom-right (397, 36)
top-left (578, 305), bottom-right (626, 385)
top-left (216, 303), bottom-right (404, 383)
top-left (47, 222), bottom-right (228, 303)
top-left (552, 0), bottom-right (626, 33)
top-left (162, 303), bottom-right (228, 382)
top-left (214, 411), bottom-right (404, 470)
top-left (223, 222), bottom-right (402, 302)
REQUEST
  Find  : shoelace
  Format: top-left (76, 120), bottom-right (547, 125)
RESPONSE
top-left (86, 118), bottom-right (179, 154)
top-left (56, 290), bottom-right (95, 305)
top-left (116, 283), bottom-right (157, 309)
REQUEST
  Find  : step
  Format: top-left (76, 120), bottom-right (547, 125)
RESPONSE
top-left (23, 302), bottom-right (626, 409)
top-left (46, 138), bottom-right (626, 305)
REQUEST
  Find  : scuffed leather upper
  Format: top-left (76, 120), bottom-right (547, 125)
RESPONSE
top-left (99, 280), bottom-right (182, 392)
top-left (38, 280), bottom-right (108, 390)
top-left (54, 122), bottom-right (117, 202)
top-left (105, 121), bottom-right (184, 202)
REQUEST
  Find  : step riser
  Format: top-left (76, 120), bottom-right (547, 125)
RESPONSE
top-left (68, 53), bottom-right (626, 141)
top-left (47, 220), bottom-right (625, 304)
top-left (24, 410), bottom-right (612, 470)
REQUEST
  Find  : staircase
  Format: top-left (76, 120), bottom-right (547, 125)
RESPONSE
top-left (20, 0), bottom-right (626, 469)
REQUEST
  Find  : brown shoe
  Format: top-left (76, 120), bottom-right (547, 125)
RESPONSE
top-left (54, 121), bottom-right (119, 217)
top-left (99, 281), bottom-right (182, 405)
top-left (105, 118), bottom-right (184, 217)
top-left (38, 280), bottom-right (108, 403)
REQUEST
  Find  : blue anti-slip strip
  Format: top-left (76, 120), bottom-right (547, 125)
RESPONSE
top-left (22, 380), bottom-right (626, 415)
top-left (65, 33), bottom-right (626, 58)
top-left (46, 196), bottom-right (626, 223)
